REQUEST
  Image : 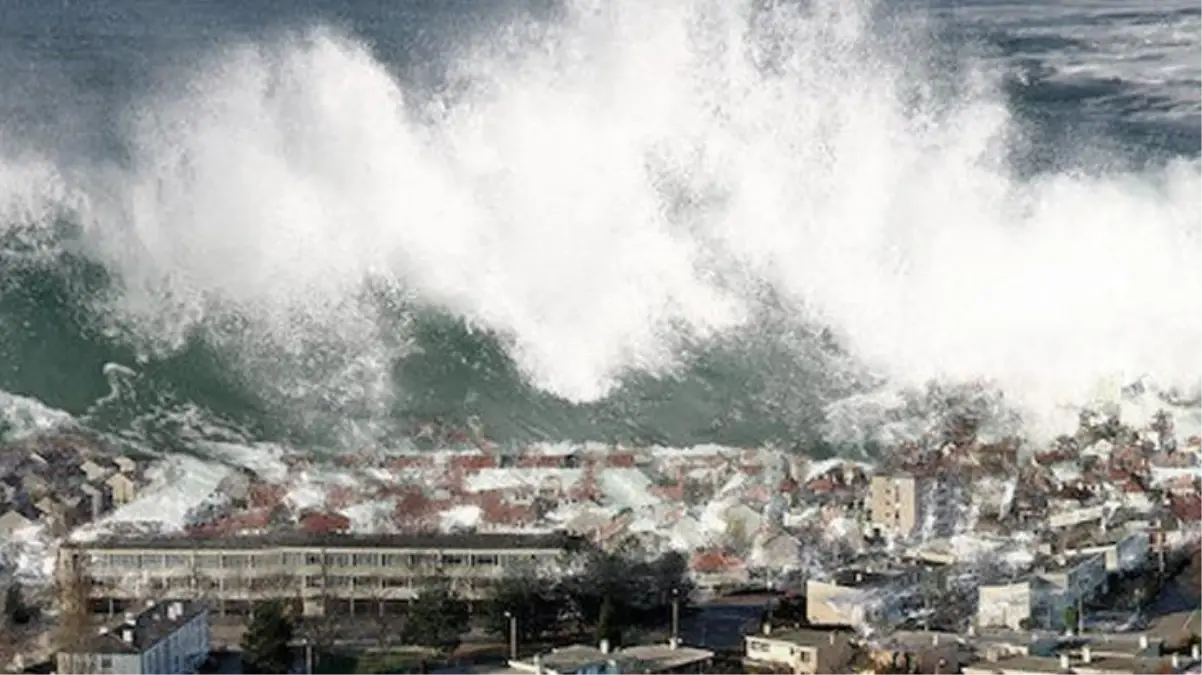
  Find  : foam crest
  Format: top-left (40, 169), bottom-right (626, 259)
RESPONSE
top-left (5, 0), bottom-right (1200, 438)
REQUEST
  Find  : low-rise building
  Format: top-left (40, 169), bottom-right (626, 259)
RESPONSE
top-left (1060, 523), bottom-right (1150, 573)
top-left (805, 567), bottom-right (922, 628)
top-left (743, 626), bottom-right (854, 675)
top-left (106, 473), bottom-right (138, 506)
top-left (963, 646), bottom-right (1187, 674)
top-left (508, 640), bottom-right (714, 674)
top-left (60, 531), bottom-right (580, 618)
top-left (57, 600), bottom-right (211, 675)
top-left (976, 554), bottom-right (1107, 630)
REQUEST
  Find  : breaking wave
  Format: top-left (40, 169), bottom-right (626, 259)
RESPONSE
top-left (0, 0), bottom-right (1198, 452)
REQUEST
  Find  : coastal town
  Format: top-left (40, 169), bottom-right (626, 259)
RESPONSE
top-left (0, 395), bottom-right (1199, 674)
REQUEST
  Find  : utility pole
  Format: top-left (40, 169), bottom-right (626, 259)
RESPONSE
top-left (671, 588), bottom-right (680, 645)
top-left (305, 637), bottom-right (313, 675)
top-left (505, 610), bottom-right (518, 661)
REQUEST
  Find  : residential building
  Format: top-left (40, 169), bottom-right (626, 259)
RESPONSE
top-left (0, 506), bottom-right (38, 538)
top-left (963, 646), bottom-right (1186, 674)
top-left (56, 600), bottom-right (211, 675)
top-left (106, 473), bottom-right (138, 506)
top-left (80, 459), bottom-right (115, 483)
top-left (868, 473), bottom-right (955, 538)
top-left (508, 640), bottom-right (714, 674)
top-left (743, 626), bottom-right (855, 675)
top-left (60, 532), bottom-right (580, 618)
top-left (867, 631), bottom-right (965, 674)
top-left (113, 456), bottom-right (139, 475)
top-left (976, 554), bottom-right (1107, 630)
top-left (1060, 523), bottom-right (1150, 573)
top-left (805, 567), bottom-right (922, 628)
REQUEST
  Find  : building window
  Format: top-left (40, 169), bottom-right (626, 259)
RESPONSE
top-left (382, 554), bottom-right (406, 566)
top-left (473, 554), bottom-right (498, 566)
top-left (100, 656), bottom-right (112, 672)
top-left (222, 555), bottom-right (250, 569)
top-left (283, 553), bottom-right (305, 566)
top-left (306, 553), bottom-right (322, 565)
top-left (327, 554), bottom-right (351, 567)
top-left (353, 553), bottom-right (379, 566)
top-left (442, 554), bottom-right (466, 566)
top-left (748, 641), bottom-right (770, 653)
top-left (164, 555), bottom-right (189, 568)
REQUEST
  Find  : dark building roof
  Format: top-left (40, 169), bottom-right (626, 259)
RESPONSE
top-left (67, 600), bottom-right (208, 656)
top-left (68, 530), bottom-right (585, 552)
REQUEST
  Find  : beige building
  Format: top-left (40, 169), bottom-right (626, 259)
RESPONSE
top-left (868, 474), bottom-right (923, 538)
top-left (106, 473), bottom-right (138, 506)
top-left (743, 626), bottom-right (854, 674)
top-left (59, 532), bottom-right (577, 619)
top-left (805, 567), bottom-right (921, 629)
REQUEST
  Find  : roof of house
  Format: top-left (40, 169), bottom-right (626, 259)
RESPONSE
top-left (750, 627), bottom-right (852, 648)
top-left (65, 600), bottom-right (208, 656)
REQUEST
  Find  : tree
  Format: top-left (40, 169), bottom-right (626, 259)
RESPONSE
top-left (241, 600), bottom-right (295, 674)
top-left (55, 551), bottom-right (93, 652)
top-left (484, 573), bottom-right (561, 644)
top-left (3, 580), bottom-right (34, 625)
top-left (405, 576), bottom-right (469, 653)
top-left (595, 593), bottom-right (621, 646)
top-left (1063, 606), bottom-right (1080, 634)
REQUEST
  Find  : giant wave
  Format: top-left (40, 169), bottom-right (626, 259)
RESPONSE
top-left (0, 0), bottom-right (1198, 456)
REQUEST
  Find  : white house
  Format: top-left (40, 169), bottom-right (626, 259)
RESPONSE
top-left (57, 600), bottom-right (211, 674)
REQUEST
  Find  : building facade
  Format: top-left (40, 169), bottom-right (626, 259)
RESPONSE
top-left (867, 473), bottom-right (955, 539)
top-left (59, 532), bottom-right (578, 618)
top-left (743, 627), bottom-right (855, 675)
top-left (976, 553), bottom-right (1108, 630)
top-left (57, 600), bottom-right (210, 674)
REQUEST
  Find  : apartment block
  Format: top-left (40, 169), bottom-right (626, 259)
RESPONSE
top-left (58, 532), bottom-right (579, 619)
top-left (57, 599), bottom-right (210, 675)
top-left (868, 473), bottom-right (955, 539)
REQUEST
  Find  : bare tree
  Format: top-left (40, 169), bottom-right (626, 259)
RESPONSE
top-left (300, 547), bottom-right (340, 668)
top-left (55, 550), bottom-right (94, 653)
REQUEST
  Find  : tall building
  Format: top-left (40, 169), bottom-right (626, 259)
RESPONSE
top-left (867, 473), bottom-right (955, 539)
top-left (59, 531), bottom-right (578, 619)
top-left (57, 600), bottom-right (211, 675)
top-left (869, 474), bottom-right (922, 538)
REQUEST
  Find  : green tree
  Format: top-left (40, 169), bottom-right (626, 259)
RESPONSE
top-left (1063, 606), bottom-right (1080, 634)
top-left (484, 573), bottom-right (561, 644)
top-left (241, 600), bottom-right (295, 674)
top-left (594, 593), bottom-right (622, 646)
top-left (405, 576), bottom-right (469, 653)
top-left (4, 580), bottom-right (33, 625)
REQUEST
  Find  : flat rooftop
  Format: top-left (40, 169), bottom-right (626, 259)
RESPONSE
top-left (513, 642), bottom-right (714, 674)
top-left (65, 531), bottom-right (582, 552)
top-left (750, 627), bottom-right (852, 648)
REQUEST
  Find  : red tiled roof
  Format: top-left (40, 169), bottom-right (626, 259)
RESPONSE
top-left (691, 551), bottom-right (745, 574)
top-left (806, 476), bottom-right (836, 493)
top-left (1170, 494), bottom-right (1202, 522)
top-left (190, 508), bottom-right (274, 537)
top-left (299, 511), bottom-right (351, 534)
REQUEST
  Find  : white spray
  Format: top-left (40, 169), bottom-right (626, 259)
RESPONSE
top-left (0, 0), bottom-right (1197, 444)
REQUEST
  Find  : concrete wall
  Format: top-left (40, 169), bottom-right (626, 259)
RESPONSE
top-left (977, 582), bottom-right (1032, 631)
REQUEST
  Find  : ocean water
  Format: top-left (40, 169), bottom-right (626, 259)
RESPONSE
top-left (0, 0), bottom-right (1198, 459)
